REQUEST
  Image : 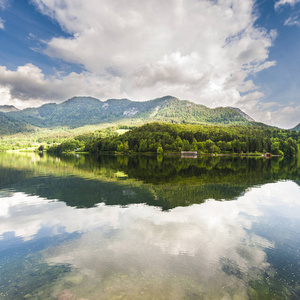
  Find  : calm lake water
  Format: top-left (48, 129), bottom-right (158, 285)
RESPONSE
top-left (0, 152), bottom-right (300, 299)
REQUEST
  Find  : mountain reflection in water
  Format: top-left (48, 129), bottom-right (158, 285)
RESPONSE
top-left (0, 152), bottom-right (299, 210)
top-left (0, 152), bottom-right (300, 299)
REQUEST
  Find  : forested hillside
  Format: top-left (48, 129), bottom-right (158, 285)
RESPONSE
top-left (0, 112), bottom-right (33, 135)
top-left (48, 122), bottom-right (300, 156)
top-left (7, 96), bottom-right (255, 129)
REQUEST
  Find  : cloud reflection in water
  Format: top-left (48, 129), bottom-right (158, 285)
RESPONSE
top-left (1, 181), bottom-right (299, 299)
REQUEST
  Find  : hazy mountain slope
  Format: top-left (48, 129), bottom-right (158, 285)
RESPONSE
top-left (228, 107), bottom-right (254, 121)
top-left (8, 97), bottom-right (137, 127)
top-left (0, 105), bottom-right (19, 113)
top-left (7, 96), bottom-right (251, 129)
top-left (7, 97), bottom-right (103, 128)
top-left (145, 97), bottom-right (248, 124)
top-left (291, 123), bottom-right (300, 131)
top-left (0, 112), bottom-right (33, 135)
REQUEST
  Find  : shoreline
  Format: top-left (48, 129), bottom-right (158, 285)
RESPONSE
top-left (1, 149), bottom-right (285, 158)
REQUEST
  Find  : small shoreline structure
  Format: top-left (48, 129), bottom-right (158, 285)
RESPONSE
top-left (181, 151), bottom-right (197, 158)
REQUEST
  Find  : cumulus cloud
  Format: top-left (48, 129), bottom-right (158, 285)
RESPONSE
top-left (0, 0), bottom-right (273, 109)
top-left (265, 104), bottom-right (300, 128)
top-left (275, 0), bottom-right (300, 10)
top-left (0, 64), bottom-right (124, 108)
top-left (243, 101), bottom-right (300, 129)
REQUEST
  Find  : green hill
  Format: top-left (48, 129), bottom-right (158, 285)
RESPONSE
top-left (7, 96), bottom-right (254, 129)
top-left (53, 122), bottom-right (298, 156)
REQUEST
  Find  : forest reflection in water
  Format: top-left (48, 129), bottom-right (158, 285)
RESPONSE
top-left (0, 152), bottom-right (300, 299)
top-left (0, 152), bottom-right (299, 209)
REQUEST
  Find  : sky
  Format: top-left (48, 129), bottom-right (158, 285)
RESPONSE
top-left (0, 0), bottom-right (299, 128)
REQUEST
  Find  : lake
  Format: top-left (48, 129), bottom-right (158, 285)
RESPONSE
top-left (0, 152), bottom-right (300, 299)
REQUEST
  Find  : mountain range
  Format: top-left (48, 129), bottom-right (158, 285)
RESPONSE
top-left (0, 95), bottom-right (293, 135)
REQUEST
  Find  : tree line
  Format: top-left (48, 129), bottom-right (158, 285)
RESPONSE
top-left (53, 122), bottom-right (300, 156)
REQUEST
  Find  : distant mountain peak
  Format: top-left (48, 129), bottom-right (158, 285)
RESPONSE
top-left (158, 95), bottom-right (179, 101)
top-left (0, 105), bottom-right (19, 113)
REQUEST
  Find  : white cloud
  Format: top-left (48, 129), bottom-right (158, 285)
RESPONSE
top-left (0, 0), bottom-right (9, 29)
top-left (0, 64), bottom-right (124, 108)
top-left (265, 104), bottom-right (300, 128)
top-left (0, 17), bottom-right (4, 30)
top-left (284, 16), bottom-right (300, 26)
top-left (275, 0), bottom-right (300, 9)
top-left (0, 0), bottom-right (273, 110)
top-left (242, 101), bottom-right (300, 128)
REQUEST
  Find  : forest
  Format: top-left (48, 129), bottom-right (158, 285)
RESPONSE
top-left (47, 122), bottom-right (300, 156)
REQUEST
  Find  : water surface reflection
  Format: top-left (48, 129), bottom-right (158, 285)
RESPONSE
top-left (0, 153), bottom-right (300, 299)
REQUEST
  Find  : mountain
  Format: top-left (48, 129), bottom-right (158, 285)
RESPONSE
top-left (0, 105), bottom-right (19, 113)
top-left (7, 96), bottom-right (254, 129)
top-left (0, 112), bottom-right (33, 135)
top-left (291, 123), bottom-right (300, 131)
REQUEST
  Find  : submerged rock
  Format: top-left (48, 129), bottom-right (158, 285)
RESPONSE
top-left (56, 289), bottom-right (86, 300)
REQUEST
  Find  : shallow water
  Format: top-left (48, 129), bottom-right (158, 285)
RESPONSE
top-left (0, 153), bottom-right (300, 299)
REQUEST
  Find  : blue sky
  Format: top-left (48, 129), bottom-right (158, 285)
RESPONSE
top-left (254, 1), bottom-right (300, 115)
top-left (0, 0), bottom-right (299, 128)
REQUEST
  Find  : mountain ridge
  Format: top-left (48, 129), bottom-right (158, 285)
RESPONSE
top-left (1, 96), bottom-right (283, 136)
top-left (6, 96), bottom-right (253, 129)
top-left (0, 105), bottom-right (19, 113)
